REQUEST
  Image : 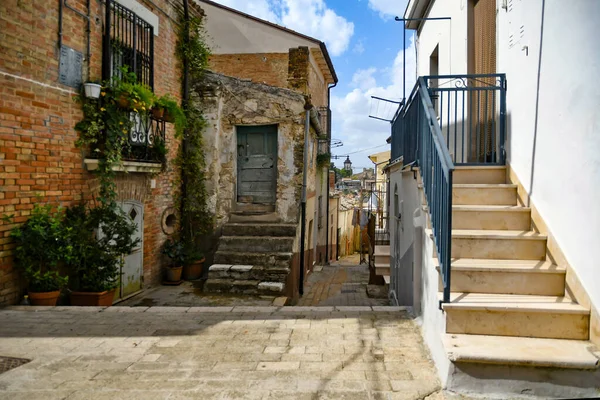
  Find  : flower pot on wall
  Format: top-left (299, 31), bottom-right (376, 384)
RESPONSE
top-left (70, 289), bottom-right (116, 307)
top-left (83, 83), bottom-right (102, 99)
top-left (162, 110), bottom-right (176, 123)
top-left (166, 266), bottom-right (183, 282)
top-left (183, 258), bottom-right (205, 281)
top-left (117, 94), bottom-right (131, 109)
top-left (29, 291), bottom-right (60, 306)
top-left (152, 107), bottom-right (165, 120)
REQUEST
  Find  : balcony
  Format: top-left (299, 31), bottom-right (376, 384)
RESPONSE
top-left (84, 113), bottom-right (166, 174)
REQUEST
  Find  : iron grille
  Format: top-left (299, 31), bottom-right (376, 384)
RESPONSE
top-left (104, 0), bottom-right (154, 88)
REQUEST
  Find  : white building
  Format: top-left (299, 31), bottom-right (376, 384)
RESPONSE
top-left (387, 0), bottom-right (600, 397)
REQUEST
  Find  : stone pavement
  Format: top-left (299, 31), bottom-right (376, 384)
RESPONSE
top-left (119, 281), bottom-right (275, 308)
top-left (298, 254), bottom-right (389, 307)
top-left (0, 306), bottom-right (441, 400)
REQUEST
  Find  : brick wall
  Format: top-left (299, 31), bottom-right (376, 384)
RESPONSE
top-left (209, 53), bottom-right (289, 88)
top-left (0, 0), bottom-right (183, 304)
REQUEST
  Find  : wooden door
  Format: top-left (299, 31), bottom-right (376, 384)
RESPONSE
top-left (118, 201), bottom-right (143, 299)
top-left (472, 0), bottom-right (497, 162)
top-left (237, 125), bottom-right (278, 204)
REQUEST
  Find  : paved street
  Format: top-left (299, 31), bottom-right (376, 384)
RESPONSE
top-left (0, 306), bottom-right (441, 400)
top-left (298, 255), bottom-right (390, 307)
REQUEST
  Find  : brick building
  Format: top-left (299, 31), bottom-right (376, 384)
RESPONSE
top-left (0, 0), bottom-right (339, 305)
top-left (0, 0), bottom-right (186, 305)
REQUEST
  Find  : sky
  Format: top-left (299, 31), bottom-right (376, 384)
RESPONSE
top-left (209, 0), bottom-right (416, 172)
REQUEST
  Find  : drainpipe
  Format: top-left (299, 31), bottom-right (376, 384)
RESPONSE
top-left (181, 0), bottom-right (190, 240)
top-left (299, 100), bottom-right (312, 296)
top-left (324, 81), bottom-right (337, 264)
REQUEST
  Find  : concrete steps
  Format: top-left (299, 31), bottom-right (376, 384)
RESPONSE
top-left (213, 251), bottom-right (292, 267)
top-left (443, 334), bottom-right (599, 369)
top-left (219, 236), bottom-right (294, 253)
top-left (453, 184), bottom-right (518, 205)
top-left (438, 258), bottom-right (566, 296)
top-left (451, 229), bottom-right (547, 260)
top-left (420, 165), bottom-right (598, 396)
top-left (442, 293), bottom-right (590, 340)
top-left (452, 205), bottom-right (531, 230)
top-left (452, 165), bottom-right (507, 185)
top-left (222, 223), bottom-right (296, 237)
top-left (374, 245), bottom-right (390, 278)
top-left (205, 222), bottom-right (297, 296)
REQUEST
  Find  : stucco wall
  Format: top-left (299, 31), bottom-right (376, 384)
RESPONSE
top-left (498, 1), bottom-right (600, 311)
top-left (194, 72), bottom-right (306, 227)
top-left (414, 0), bottom-right (600, 311)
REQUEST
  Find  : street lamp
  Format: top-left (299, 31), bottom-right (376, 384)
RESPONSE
top-left (344, 156), bottom-right (352, 172)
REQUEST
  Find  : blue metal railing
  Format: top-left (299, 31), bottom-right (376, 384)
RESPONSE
top-left (423, 74), bottom-right (507, 165)
top-left (391, 74), bottom-right (507, 306)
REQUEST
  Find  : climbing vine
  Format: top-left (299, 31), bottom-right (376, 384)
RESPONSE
top-left (175, 11), bottom-right (213, 243)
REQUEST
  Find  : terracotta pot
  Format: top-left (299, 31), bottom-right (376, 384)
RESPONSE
top-left (163, 110), bottom-right (176, 123)
top-left (70, 289), bottom-right (116, 307)
top-left (117, 95), bottom-right (130, 109)
top-left (151, 107), bottom-right (165, 120)
top-left (183, 258), bottom-right (205, 281)
top-left (28, 291), bottom-right (60, 306)
top-left (166, 266), bottom-right (183, 282)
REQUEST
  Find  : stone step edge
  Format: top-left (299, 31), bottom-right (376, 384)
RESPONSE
top-left (220, 236), bottom-right (294, 240)
top-left (427, 229), bottom-right (547, 240)
top-left (443, 333), bottom-right (600, 370)
top-left (452, 205), bottom-right (531, 212)
top-left (454, 165), bottom-right (507, 170)
top-left (440, 293), bottom-right (589, 315)
top-left (2, 305), bottom-right (411, 313)
top-left (434, 260), bottom-right (566, 274)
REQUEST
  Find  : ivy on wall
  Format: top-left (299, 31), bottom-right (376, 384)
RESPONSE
top-left (175, 12), bottom-right (213, 244)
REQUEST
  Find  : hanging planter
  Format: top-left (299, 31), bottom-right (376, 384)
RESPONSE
top-left (83, 83), bottom-right (102, 99)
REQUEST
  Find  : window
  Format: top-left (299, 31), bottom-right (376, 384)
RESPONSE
top-left (105, 0), bottom-right (154, 88)
top-left (102, 0), bottom-right (162, 163)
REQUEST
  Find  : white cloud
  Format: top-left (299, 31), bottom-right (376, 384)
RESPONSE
top-left (367, 0), bottom-right (408, 19)
top-left (351, 67), bottom-right (377, 91)
top-left (209, 0), bottom-right (354, 56)
top-left (352, 39), bottom-right (365, 55)
top-left (330, 37), bottom-right (416, 169)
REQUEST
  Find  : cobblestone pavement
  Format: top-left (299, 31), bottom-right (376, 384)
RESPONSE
top-left (298, 254), bottom-right (390, 307)
top-left (0, 306), bottom-right (441, 400)
top-left (119, 282), bottom-right (275, 308)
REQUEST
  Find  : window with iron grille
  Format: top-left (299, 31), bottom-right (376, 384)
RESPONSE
top-left (104, 0), bottom-right (154, 88)
top-left (101, 0), bottom-right (163, 163)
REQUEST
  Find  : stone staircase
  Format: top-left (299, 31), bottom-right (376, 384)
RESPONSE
top-left (426, 166), bottom-right (599, 394)
top-left (204, 220), bottom-right (296, 296)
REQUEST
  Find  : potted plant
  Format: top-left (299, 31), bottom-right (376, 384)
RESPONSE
top-left (161, 239), bottom-right (185, 282)
top-left (182, 246), bottom-right (205, 281)
top-left (8, 204), bottom-right (69, 306)
top-left (157, 95), bottom-right (186, 136)
top-left (83, 82), bottom-right (102, 99)
top-left (111, 68), bottom-right (156, 112)
top-left (65, 204), bottom-right (139, 306)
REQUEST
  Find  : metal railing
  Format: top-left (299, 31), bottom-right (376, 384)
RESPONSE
top-left (392, 77), bottom-right (454, 305)
top-left (103, 0), bottom-right (154, 88)
top-left (391, 74), bottom-right (507, 306)
top-left (423, 74), bottom-right (506, 165)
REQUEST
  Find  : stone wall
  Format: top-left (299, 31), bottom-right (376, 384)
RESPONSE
top-left (0, 0), bottom-right (183, 304)
top-left (193, 71), bottom-right (308, 226)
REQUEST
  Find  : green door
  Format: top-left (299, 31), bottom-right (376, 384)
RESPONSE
top-left (237, 125), bottom-right (277, 204)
